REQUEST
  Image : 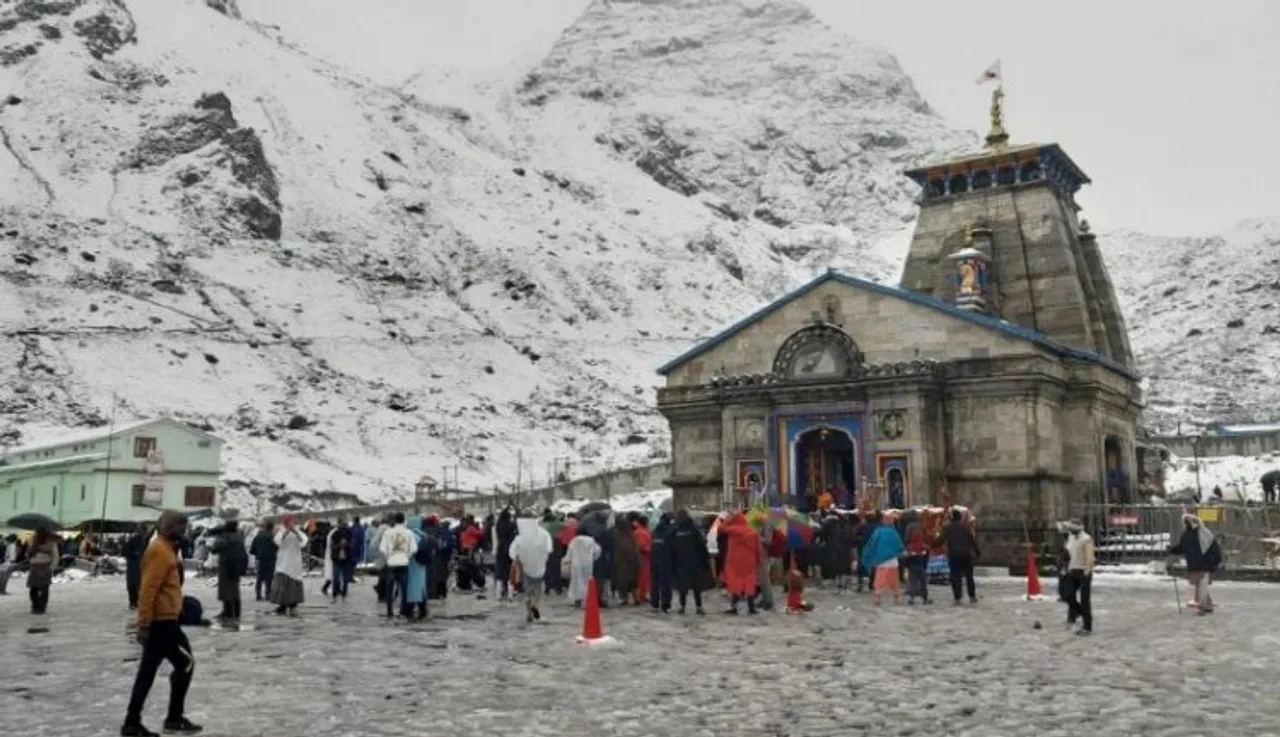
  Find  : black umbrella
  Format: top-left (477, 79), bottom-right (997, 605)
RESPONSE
top-left (4, 513), bottom-right (62, 531)
top-left (71, 519), bottom-right (143, 534)
top-left (577, 509), bottom-right (613, 538)
top-left (577, 501), bottom-right (611, 517)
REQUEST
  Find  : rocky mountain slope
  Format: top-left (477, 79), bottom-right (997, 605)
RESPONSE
top-left (0, 0), bottom-right (970, 510)
top-left (1102, 218), bottom-right (1280, 431)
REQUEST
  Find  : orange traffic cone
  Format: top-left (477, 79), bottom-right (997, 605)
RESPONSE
top-left (785, 565), bottom-right (807, 614)
top-left (1024, 551), bottom-right (1044, 601)
top-left (575, 577), bottom-right (614, 645)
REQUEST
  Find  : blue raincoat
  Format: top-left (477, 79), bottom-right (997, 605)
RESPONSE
top-left (405, 516), bottom-right (428, 605)
top-left (861, 524), bottom-right (905, 570)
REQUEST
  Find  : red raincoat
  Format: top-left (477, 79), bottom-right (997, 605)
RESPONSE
top-left (633, 523), bottom-right (652, 600)
top-left (720, 514), bottom-right (762, 596)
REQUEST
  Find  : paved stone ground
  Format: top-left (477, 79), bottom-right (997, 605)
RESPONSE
top-left (3, 573), bottom-right (1279, 736)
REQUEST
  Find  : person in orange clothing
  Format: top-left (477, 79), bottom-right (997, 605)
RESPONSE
top-left (122, 510), bottom-right (202, 736)
top-left (632, 517), bottom-right (652, 604)
top-left (720, 513), bottom-right (762, 615)
top-left (816, 488), bottom-right (835, 511)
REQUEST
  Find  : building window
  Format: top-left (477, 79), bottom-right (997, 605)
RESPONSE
top-left (133, 437), bottom-right (157, 458)
top-left (184, 486), bottom-right (216, 507)
top-left (80, 484), bottom-right (86, 501)
top-left (51, 486), bottom-right (57, 506)
top-left (131, 484), bottom-right (146, 506)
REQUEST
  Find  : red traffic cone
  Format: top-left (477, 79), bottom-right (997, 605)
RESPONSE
top-left (1024, 551), bottom-right (1044, 601)
top-left (575, 576), bottom-right (613, 645)
top-left (785, 566), bottom-right (805, 614)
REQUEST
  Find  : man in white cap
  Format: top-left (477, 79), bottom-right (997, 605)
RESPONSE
top-left (1061, 519), bottom-right (1095, 636)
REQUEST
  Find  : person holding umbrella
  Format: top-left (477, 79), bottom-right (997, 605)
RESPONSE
top-left (26, 527), bottom-right (58, 614)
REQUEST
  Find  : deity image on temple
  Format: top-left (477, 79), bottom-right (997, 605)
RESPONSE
top-left (957, 259), bottom-right (980, 296)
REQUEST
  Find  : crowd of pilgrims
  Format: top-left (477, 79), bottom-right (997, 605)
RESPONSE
top-left (122, 503), bottom-right (991, 623)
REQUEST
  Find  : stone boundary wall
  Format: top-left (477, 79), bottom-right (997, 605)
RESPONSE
top-left (259, 461), bottom-right (672, 523)
top-left (1152, 431), bottom-right (1280, 459)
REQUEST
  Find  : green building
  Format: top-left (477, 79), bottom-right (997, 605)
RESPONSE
top-left (0, 418), bottom-right (222, 529)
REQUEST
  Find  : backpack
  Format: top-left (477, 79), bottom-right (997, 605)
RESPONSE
top-left (413, 534), bottom-right (432, 566)
top-left (227, 545), bottom-right (249, 578)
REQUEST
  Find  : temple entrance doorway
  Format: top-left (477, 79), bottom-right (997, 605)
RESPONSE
top-left (1103, 435), bottom-right (1129, 505)
top-left (794, 426), bottom-right (856, 510)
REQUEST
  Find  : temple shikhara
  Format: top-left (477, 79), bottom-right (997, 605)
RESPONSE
top-left (655, 83), bottom-right (1142, 562)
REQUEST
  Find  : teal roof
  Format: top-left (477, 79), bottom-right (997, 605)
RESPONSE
top-left (655, 269), bottom-right (1137, 380)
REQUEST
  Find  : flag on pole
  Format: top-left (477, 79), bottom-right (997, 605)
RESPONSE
top-left (975, 59), bottom-right (1001, 84)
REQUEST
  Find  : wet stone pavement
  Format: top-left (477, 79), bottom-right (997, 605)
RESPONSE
top-left (3, 574), bottom-right (1280, 736)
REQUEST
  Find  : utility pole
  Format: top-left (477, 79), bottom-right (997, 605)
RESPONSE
top-left (515, 449), bottom-right (523, 511)
top-left (96, 392), bottom-right (118, 532)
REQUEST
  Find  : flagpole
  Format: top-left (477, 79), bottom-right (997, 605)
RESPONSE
top-left (96, 392), bottom-right (118, 534)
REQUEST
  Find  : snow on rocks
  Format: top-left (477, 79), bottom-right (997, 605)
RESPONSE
top-left (0, 0), bottom-right (966, 510)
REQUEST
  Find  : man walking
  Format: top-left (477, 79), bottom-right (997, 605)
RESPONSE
top-left (122, 510), bottom-right (202, 736)
top-left (378, 512), bottom-right (415, 617)
top-left (1062, 520), bottom-right (1095, 636)
top-left (942, 509), bottom-right (980, 604)
top-left (249, 522), bottom-right (277, 602)
top-left (510, 517), bottom-right (553, 623)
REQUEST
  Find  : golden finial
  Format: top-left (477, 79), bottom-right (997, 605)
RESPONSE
top-left (964, 223), bottom-right (975, 245)
top-left (985, 84), bottom-right (1009, 148)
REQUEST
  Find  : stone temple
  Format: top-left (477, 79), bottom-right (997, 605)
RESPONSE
top-left (655, 89), bottom-right (1141, 562)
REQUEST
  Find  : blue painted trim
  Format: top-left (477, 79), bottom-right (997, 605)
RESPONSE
top-left (654, 268), bottom-right (1138, 380)
top-left (904, 143), bottom-right (1090, 192)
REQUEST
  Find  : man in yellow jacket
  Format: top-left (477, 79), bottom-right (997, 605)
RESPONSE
top-left (121, 510), bottom-right (203, 736)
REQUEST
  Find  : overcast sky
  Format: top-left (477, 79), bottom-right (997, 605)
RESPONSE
top-left (239, 0), bottom-right (1279, 235)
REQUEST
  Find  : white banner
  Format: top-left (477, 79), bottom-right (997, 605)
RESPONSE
top-left (143, 449), bottom-right (165, 506)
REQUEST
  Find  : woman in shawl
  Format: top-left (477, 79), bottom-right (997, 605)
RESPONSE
top-left (610, 516), bottom-right (640, 604)
top-left (672, 510), bottom-right (712, 615)
top-left (1169, 513), bottom-right (1222, 614)
top-left (861, 511), bottom-right (905, 605)
top-left (565, 527), bottom-right (601, 607)
top-left (632, 517), bottom-right (652, 604)
top-left (270, 515), bottom-right (307, 615)
top-left (720, 513), bottom-right (762, 615)
top-left (26, 527), bottom-right (58, 614)
top-left (403, 516), bottom-right (428, 620)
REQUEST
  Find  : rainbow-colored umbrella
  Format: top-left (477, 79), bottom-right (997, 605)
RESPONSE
top-left (768, 507), bottom-right (816, 549)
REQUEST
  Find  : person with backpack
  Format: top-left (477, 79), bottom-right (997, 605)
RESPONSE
top-left (210, 520), bottom-right (247, 622)
top-left (403, 516), bottom-right (431, 620)
top-left (378, 512), bottom-right (415, 618)
top-left (327, 518), bottom-right (355, 602)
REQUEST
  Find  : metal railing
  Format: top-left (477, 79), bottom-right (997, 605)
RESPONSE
top-left (1072, 502), bottom-right (1280, 570)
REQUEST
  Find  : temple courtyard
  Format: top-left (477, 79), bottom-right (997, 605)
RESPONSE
top-left (2, 574), bottom-right (1277, 736)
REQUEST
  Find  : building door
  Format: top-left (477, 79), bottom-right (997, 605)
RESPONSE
top-left (794, 426), bottom-right (857, 510)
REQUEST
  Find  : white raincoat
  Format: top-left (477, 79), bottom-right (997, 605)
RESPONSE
top-left (510, 518), bottom-right (553, 580)
top-left (322, 527), bottom-right (336, 583)
top-left (273, 527), bottom-right (307, 581)
top-left (565, 534), bottom-right (601, 601)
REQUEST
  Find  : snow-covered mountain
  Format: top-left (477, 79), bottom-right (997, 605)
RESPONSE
top-left (1102, 218), bottom-right (1280, 431)
top-left (0, 0), bottom-right (970, 510)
